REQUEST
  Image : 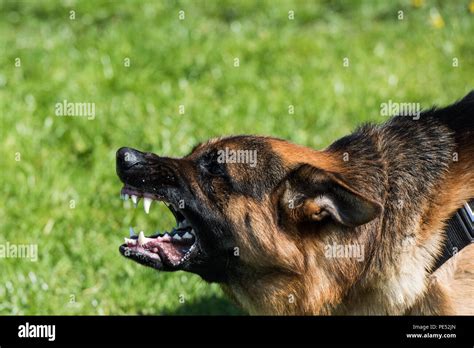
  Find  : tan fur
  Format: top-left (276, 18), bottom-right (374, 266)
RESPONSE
top-left (270, 139), bottom-right (344, 172)
top-left (118, 95), bottom-right (474, 315)
top-left (221, 140), bottom-right (474, 315)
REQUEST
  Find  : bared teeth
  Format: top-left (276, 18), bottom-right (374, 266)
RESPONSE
top-left (182, 232), bottom-right (193, 240)
top-left (159, 233), bottom-right (171, 242)
top-left (138, 231), bottom-right (146, 246)
top-left (137, 231), bottom-right (155, 246)
top-left (124, 238), bottom-right (136, 245)
top-left (120, 192), bottom-right (196, 247)
top-left (143, 197), bottom-right (152, 214)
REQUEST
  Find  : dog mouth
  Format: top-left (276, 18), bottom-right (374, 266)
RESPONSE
top-left (118, 186), bottom-right (197, 270)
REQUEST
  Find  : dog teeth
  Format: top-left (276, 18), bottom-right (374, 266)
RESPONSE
top-left (138, 231), bottom-right (147, 246)
top-left (182, 232), bottom-right (193, 240)
top-left (190, 229), bottom-right (195, 236)
top-left (124, 238), bottom-right (136, 245)
top-left (143, 197), bottom-right (152, 214)
top-left (131, 195), bottom-right (139, 206)
top-left (129, 226), bottom-right (136, 237)
top-left (161, 233), bottom-right (171, 241)
top-left (173, 234), bottom-right (182, 241)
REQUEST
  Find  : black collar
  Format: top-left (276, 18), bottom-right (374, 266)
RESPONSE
top-left (432, 200), bottom-right (474, 272)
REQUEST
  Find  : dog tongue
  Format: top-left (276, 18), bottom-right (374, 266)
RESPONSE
top-left (156, 241), bottom-right (188, 264)
top-left (127, 231), bottom-right (193, 265)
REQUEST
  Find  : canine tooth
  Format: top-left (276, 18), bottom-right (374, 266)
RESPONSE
top-left (131, 195), bottom-right (138, 206)
top-left (138, 231), bottom-right (146, 246)
top-left (124, 238), bottom-right (136, 245)
top-left (143, 197), bottom-right (152, 214)
top-left (190, 229), bottom-right (195, 236)
top-left (182, 232), bottom-right (193, 240)
top-left (129, 226), bottom-right (136, 237)
top-left (124, 194), bottom-right (129, 201)
top-left (173, 234), bottom-right (182, 240)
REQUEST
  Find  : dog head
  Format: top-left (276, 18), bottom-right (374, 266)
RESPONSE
top-left (116, 136), bottom-right (383, 312)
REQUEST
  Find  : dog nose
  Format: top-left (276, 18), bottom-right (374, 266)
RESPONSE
top-left (116, 147), bottom-right (147, 171)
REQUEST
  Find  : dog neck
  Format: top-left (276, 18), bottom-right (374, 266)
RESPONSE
top-left (329, 113), bottom-right (474, 315)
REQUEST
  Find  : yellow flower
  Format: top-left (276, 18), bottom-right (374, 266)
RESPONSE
top-left (430, 11), bottom-right (445, 29)
top-left (469, 0), bottom-right (474, 13)
top-left (411, 0), bottom-right (425, 8)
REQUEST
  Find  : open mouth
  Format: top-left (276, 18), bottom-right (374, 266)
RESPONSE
top-left (118, 186), bottom-right (197, 270)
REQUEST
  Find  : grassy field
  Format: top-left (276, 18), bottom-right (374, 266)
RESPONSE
top-left (0, 0), bottom-right (473, 315)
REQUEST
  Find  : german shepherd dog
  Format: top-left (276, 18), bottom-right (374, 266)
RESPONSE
top-left (116, 92), bottom-right (474, 315)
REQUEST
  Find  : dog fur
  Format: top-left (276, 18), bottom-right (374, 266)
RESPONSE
top-left (117, 92), bottom-right (474, 315)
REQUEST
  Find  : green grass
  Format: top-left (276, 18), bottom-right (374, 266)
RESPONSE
top-left (0, 0), bottom-right (473, 315)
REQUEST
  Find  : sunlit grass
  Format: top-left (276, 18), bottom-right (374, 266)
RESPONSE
top-left (0, 0), bottom-right (473, 314)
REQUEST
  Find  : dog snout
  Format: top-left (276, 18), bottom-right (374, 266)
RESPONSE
top-left (116, 147), bottom-right (148, 171)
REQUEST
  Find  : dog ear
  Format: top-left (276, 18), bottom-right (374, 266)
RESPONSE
top-left (279, 164), bottom-right (382, 227)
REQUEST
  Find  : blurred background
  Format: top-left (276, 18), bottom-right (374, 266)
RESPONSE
top-left (0, 0), bottom-right (473, 314)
